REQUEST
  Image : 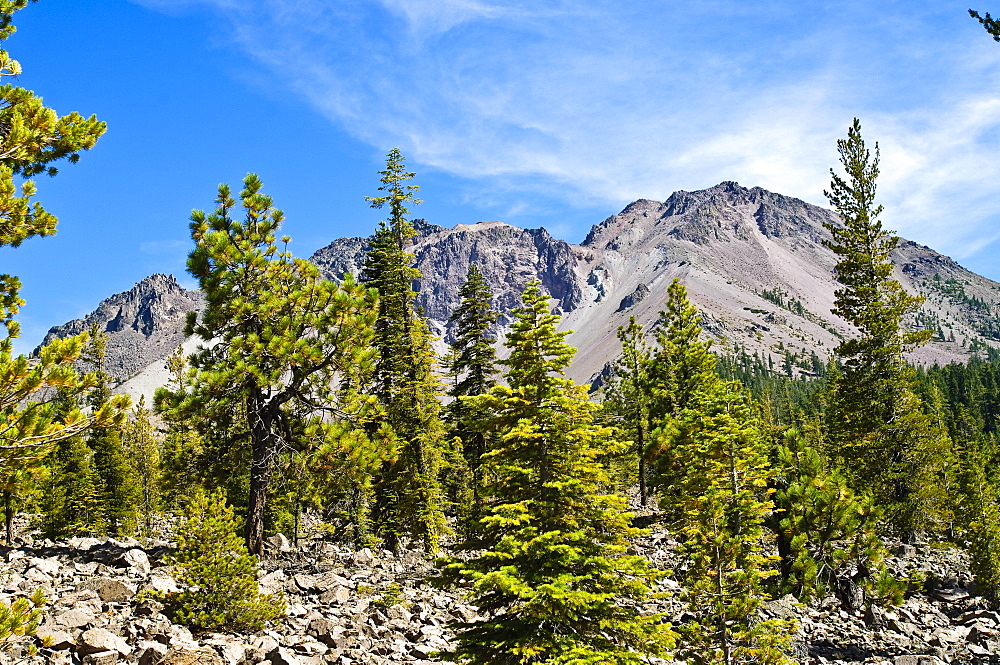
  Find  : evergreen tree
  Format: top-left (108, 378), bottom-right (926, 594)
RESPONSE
top-left (156, 174), bottom-right (386, 555)
top-left (822, 118), bottom-right (949, 534)
top-left (439, 280), bottom-right (675, 664)
top-left (768, 429), bottom-right (888, 604)
top-left (0, 0), bottom-right (127, 536)
top-left (84, 324), bottom-right (140, 536)
top-left (153, 489), bottom-right (285, 632)
top-left (123, 399), bottom-right (161, 537)
top-left (444, 264), bottom-right (498, 515)
top-left (603, 316), bottom-right (652, 506)
top-left (970, 8), bottom-right (1000, 40)
top-left (646, 279), bottom-right (718, 502)
top-left (667, 381), bottom-right (797, 665)
top-left (362, 149), bottom-right (447, 552)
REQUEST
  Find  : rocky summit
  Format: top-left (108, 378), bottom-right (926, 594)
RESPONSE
top-left (36, 275), bottom-right (202, 382)
top-left (1, 516), bottom-right (996, 665)
top-left (40, 183), bottom-right (1000, 393)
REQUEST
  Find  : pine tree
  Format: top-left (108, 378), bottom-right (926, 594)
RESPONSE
top-left (156, 174), bottom-right (386, 555)
top-left (444, 264), bottom-right (498, 516)
top-left (667, 381), bottom-right (797, 665)
top-left (0, 0), bottom-right (127, 536)
top-left (970, 8), bottom-right (1000, 40)
top-left (153, 489), bottom-right (285, 632)
top-left (362, 149), bottom-right (447, 552)
top-left (603, 316), bottom-right (653, 506)
top-left (439, 280), bottom-right (675, 665)
top-left (646, 279), bottom-right (718, 502)
top-left (123, 399), bottom-right (160, 537)
top-left (768, 429), bottom-right (888, 604)
top-left (822, 118), bottom-right (949, 534)
top-left (84, 324), bottom-right (140, 536)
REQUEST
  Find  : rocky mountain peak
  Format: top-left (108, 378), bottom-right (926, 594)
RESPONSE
top-left (38, 273), bottom-right (203, 381)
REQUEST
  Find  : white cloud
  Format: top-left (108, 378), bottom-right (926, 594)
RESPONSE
top-left (131, 0), bottom-right (1000, 261)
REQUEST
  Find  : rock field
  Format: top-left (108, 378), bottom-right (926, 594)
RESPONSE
top-left (1, 520), bottom-right (998, 665)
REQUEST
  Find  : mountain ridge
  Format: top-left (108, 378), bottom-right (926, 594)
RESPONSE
top-left (39, 183), bottom-right (1000, 398)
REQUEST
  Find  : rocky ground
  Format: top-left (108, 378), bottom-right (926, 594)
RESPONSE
top-left (1, 520), bottom-right (998, 665)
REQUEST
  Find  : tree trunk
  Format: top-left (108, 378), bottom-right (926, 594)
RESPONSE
top-left (3, 490), bottom-right (13, 545)
top-left (245, 395), bottom-right (277, 556)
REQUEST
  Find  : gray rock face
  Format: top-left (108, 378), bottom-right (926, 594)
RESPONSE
top-left (310, 219), bottom-right (583, 339)
top-left (37, 274), bottom-right (203, 381)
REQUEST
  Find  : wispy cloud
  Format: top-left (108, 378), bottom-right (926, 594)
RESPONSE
top-left (131, 0), bottom-right (1000, 260)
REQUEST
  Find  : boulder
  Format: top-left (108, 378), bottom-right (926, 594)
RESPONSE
top-left (78, 627), bottom-right (133, 658)
top-left (82, 650), bottom-right (119, 665)
top-left (80, 577), bottom-right (137, 602)
top-left (159, 647), bottom-right (224, 665)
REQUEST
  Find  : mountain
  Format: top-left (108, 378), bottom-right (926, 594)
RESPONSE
top-left (36, 273), bottom-right (203, 381)
top-left (40, 183), bottom-right (1000, 396)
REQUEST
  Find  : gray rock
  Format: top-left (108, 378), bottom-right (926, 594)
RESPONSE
top-left (78, 628), bottom-right (133, 657)
top-left (159, 647), bottom-right (224, 665)
top-left (123, 548), bottom-right (152, 574)
top-left (138, 641), bottom-right (169, 665)
top-left (51, 607), bottom-right (95, 629)
top-left (82, 651), bottom-right (119, 665)
top-left (37, 628), bottom-right (75, 650)
top-left (80, 577), bottom-right (137, 602)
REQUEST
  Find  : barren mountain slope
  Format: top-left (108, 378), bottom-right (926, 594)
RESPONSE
top-left (36, 274), bottom-right (203, 381)
top-left (40, 183), bottom-right (1000, 395)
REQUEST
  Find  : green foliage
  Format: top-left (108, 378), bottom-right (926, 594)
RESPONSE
top-left (768, 429), bottom-right (888, 604)
top-left (123, 399), bottom-right (161, 537)
top-left (157, 174), bottom-right (387, 555)
top-left (602, 316), bottom-right (652, 505)
top-left (646, 279), bottom-right (719, 504)
top-left (667, 381), bottom-right (797, 665)
top-left (970, 8), bottom-right (1000, 41)
top-left (0, 588), bottom-right (46, 656)
top-left (153, 490), bottom-right (285, 632)
top-left (439, 281), bottom-right (675, 665)
top-left (0, 0), bottom-right (127, 544)
top-left (955, 438), bottom-right (1000, 608)
top-left (445, 264), bottom-right (499, 524)
top-left (363, 149), bottom-right (447, 552)
top-left (822, 119), bottom-right (949, 534)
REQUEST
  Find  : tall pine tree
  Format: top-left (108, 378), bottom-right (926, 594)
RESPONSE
top-left (439, 280), bottom-right (675, 664)
top-left (362, 149), bottom-right (447, 552)
top-left (823, 118), bottom-right (950, 534)
top-left (157, 174), bottom-right (386, 555)
top-left (444, 264), bottom-right (498, 515)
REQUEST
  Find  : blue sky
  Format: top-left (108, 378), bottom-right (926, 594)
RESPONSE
top-left (2, 0), bottom-right (1000, 354)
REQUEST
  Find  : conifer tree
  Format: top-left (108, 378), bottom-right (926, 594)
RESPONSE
top-left (157, 174), bottom-right (386, 555)
top-left (604, 316), bottom-right (653, 506)
top-left (153, 489), bottom-right (285, 632)
top-left (970, 8), bottom-right (1000, 40)
top-left (362, 149), bottom-right (447, 552)
top-left (646, 279), bottom-right (718, 501)
top-left (667, 380), bottom-right (797, 665)
top-left (445, 264), bottom-right (498, 513)
top-left (439, 280), bottom-right (675, 664)
top-left (123, 399), bottom-right (160, 537)
top-left (768, 429), bottom-right (888, 604)
top-left (84, 324), bottom-right (140, 536)
top-left (0, 0), bottom-right (127, 532)
top-left (822, 118), bottom-right (949, 533)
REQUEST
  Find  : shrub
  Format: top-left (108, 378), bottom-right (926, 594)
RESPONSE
top-left (152, 489), bottom-right (285, 632)
top-left (0, 588), bottom-right (48, 656)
